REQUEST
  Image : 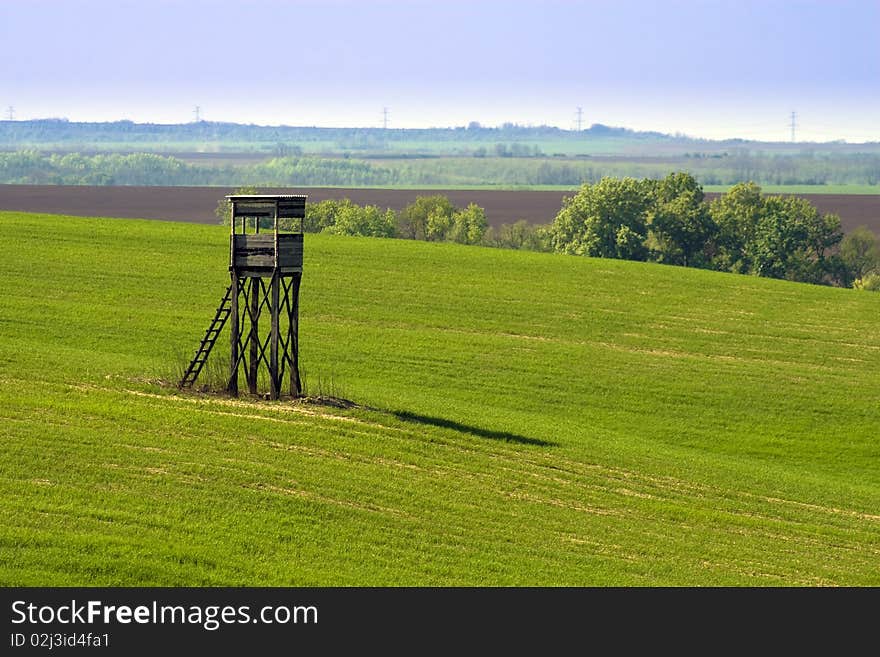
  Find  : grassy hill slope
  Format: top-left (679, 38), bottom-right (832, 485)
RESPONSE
top-left (1, 211), bottom-right (878, 585)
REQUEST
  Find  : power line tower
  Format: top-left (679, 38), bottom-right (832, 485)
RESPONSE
top-left (194, 105), bottom-right (202, 122)
top-left (382, 106), bottom-right (389, 130)
top-left (5, 106), bottom-right (14, 121)
top-left (575, 106), bottom-right (583, 132)
top-left (790, 111), bottom-right (797, 142)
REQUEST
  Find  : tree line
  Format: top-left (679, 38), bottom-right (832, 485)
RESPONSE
top-left (218, 177), bottom-right (880, 291)
top-left (218, 189), bottom-right (495, 247)
top-left (0, 151), bottom-right (402, 187)
top-left (549, 173), bottom-right (879, 289)
top-left (2, 150), bottom-right (880, 187)
top-left (0, 119), bottom-right (669, 146)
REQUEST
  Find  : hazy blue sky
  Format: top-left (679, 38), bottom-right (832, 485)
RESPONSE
top-left (1, 0), bottom-right (877, 141)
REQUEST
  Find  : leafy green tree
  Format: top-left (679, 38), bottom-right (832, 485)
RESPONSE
top-left (486, 220), bottom-right (552, 251)
top-left (303, 199), bottom-right (396, 237)
top-left (853, 272), bottom-right (880, 291)
top-left (747, 195), bottom-right (810, 279)
top-left (323, 203), bottom-right (397, 238)
top-left (647, 172), bottom-right (716, 267)
top-left (791, 199), bottom-right (843, 284)
top-left (303, 199), bottom-right (346, 232)
top-left (710, 183), bottom-right (843, 282)
top-left (397, 195), bottom-right (457, 241)
top-left (549, 176), bottom-right (654, 260)
top-left (449, 203), bottom-right (488, 245)
top-left (742, 195), bottom-right (842, 283)
top-left (425, 207), bottom-right (454, 241)
top-left (839, 226), bottom-right (880, 283)
top-left (709, 181), bottom-right (764, 273)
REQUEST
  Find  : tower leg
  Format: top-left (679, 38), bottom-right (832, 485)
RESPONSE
top-left (247, 278), bottom-right (260, 394)
top-left (228, 274), bottom-right (239, 396)
top-left (290, 273), bottom-right (302, 397)
top-left (270, 272), bottom-right (280, 400)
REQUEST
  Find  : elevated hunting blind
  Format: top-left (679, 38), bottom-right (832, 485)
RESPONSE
top-left (179, 194), bottom-right (307, 399)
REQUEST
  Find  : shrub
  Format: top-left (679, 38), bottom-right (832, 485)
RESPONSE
top-left (852, 273), bottom-right (880, 292)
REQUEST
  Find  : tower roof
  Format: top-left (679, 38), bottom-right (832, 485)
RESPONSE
top-left (225, 194), bottom-right (308, 202)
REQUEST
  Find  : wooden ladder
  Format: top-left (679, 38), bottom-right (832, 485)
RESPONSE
top-left (178, 285), bottom-right (233, 389)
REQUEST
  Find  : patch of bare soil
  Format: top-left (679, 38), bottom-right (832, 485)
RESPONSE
top-left (1, 184), bottom-right (878, 232)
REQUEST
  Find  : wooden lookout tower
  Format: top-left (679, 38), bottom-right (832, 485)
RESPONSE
top-left (179, 194), bottom-right (307, 399)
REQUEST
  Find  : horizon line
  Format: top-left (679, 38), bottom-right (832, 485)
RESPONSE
top-left (1, 117), bottom-right (876, 146)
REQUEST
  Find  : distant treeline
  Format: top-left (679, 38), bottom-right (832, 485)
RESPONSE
top-left (0, 119), bottom-right (672, 146)
top-left (2, 150), bottom-right (880, 187)
top-left (0, 151), bottom-right (402, 186)
top-left (374, 153), bottom-right (880, 186)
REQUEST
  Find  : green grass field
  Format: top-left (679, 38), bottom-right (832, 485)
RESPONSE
top-left (1, 211), bottom-right (879, 586)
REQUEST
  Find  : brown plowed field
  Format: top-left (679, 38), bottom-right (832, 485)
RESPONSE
top-left (1, 184), bottom-right (878, 233)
